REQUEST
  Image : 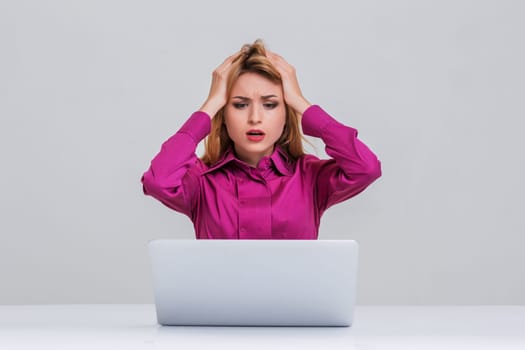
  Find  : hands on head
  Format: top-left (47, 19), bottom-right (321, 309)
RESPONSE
top-left (199, 47), bottom-right (311, 118)
top-left (265, 50), bottom-right (311, 115)
top-left (199, 51), bottom-right (243, 117)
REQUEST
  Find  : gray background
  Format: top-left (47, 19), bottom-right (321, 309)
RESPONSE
top-left (1, 0), bottom-right (523, 305)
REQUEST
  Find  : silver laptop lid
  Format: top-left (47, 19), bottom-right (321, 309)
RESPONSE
top-left (148, 239), bottom-right (359, 326)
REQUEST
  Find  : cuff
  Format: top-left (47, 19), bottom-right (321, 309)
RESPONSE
top-left (301, 105), bottom-right (334, 138)
top-left (178, 111), bottom-right (212, 144)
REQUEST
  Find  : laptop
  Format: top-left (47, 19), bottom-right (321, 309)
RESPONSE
top-left (148, 239), bottom-right (359, 327)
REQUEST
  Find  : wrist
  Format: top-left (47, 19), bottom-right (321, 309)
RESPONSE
top-left (294, 98), bottom-right (311, 116)
top-left (199, 98), bottom-right (224, 118)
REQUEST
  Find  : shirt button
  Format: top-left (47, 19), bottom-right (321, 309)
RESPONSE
top-left (240, 227), bottom-right (246, 233)
top-left (239, 200), bottom-right (245, 206)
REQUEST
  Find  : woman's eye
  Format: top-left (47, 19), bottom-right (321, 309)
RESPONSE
top-left (233, 103), bottom-right (248, 109)
top-left (264, 103), bottom-right (278, 109)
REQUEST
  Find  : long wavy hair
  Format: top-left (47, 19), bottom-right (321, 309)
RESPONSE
top-left (201, 39), bottom-right (305, 166)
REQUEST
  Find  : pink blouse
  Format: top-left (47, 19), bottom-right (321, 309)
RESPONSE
top-left (141, 105), bottom-right (381, 239)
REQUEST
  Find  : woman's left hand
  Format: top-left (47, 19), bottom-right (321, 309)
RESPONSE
top-left (266, 51), bottom-right (311, 116)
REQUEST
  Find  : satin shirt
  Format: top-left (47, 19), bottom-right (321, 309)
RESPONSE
top-left (141, 105), bottom-right (381, 239)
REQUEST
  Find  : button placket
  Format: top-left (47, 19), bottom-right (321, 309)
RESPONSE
top-left (236, 175), bottom-right (272, 239)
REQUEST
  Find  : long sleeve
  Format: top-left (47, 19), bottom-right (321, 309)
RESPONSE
top-left (301, 105), bottom-right (382, 213)
top-left (141, 111), bottom-right (211, 217)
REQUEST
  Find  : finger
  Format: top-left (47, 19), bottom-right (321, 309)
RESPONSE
top-left (266, 52), bottom-right (291, 73)
top-left (225, 50), bottom-right (243, 62)
top-left (266, 51), bottom-right (282, 67)
top-left (267, 50), bottom-right (286, 61)
top-left (266, 49), bottom-right (279, 56)
top-left (266, 51), bottom-right (280, 63)
top-left (214, 51), bottom-right (243, 76)
top-left (217, 51), bottom-right (242, 69)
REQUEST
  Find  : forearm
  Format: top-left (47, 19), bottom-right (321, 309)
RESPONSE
top-left (141, 111), bottom-right (211, 214)
top-left (302, 105), bottom-right (382, 180)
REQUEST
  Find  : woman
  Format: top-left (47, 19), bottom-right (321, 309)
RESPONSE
top-left (141, 40), bottom-right (381, 239)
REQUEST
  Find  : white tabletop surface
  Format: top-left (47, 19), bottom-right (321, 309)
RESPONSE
top-left (1, 304), bottom-right (524, 349)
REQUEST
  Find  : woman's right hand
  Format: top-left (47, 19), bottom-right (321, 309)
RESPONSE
top-left (199, 51), bottom-right (242, 118)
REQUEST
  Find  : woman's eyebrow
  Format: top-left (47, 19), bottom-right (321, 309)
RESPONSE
top-left (232, 95), bottom-right (279, 100)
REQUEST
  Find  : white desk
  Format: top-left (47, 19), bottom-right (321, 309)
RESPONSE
top-left (1, 305), bottom-right (524, 349)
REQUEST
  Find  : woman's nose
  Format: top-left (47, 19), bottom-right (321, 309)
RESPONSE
top-left (248, 106), bottom-right (262, 124)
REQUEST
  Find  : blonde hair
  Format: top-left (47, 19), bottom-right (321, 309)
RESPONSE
top-left (201, 39), bottom-right (305, 166)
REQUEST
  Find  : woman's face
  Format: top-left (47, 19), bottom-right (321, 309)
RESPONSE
top-left (224, 72), bottom-right (286, 167)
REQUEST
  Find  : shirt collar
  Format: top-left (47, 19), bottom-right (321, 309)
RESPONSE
top-left (202, 145), bottom-right (294, 176)
top-left (271, 145), bottom-right (294, 176)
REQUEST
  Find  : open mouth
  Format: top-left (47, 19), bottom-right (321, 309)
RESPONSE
top-left (246, 129), bottom-right (265, 141)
